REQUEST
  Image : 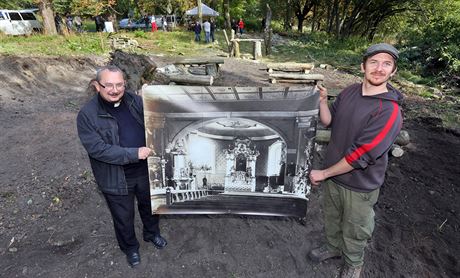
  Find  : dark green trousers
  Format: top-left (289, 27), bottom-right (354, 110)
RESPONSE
top-left (323, 179), bottom-right (380, 266)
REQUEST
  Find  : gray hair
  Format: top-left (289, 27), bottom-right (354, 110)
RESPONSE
top-left (95, 65), bottom-right (125, 81)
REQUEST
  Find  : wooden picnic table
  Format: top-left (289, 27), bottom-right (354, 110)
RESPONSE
top-left (173, 57), bottom-right (225, 76)
top-left (231, 38), bottom-right (264, 60)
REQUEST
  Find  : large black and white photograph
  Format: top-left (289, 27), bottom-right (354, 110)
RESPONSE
top-left (143, 85), bottom-right (320, 218)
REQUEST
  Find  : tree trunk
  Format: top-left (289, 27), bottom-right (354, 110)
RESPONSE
top-left (338, 0), bottom-right (351, 35)
top-left (197, 0), bottom-right (203, 26)
top-left (297, 15), bottom-right (304, 33)
top-left (311, 3), bottom-right (317, 32)
top-left (223, 0), bottom-right (231, 30)
top-left (334, 0), bottom-right (340, 37)
top-left (284, 0), bottom-right (292, 31)
top-left (326, 0), bottom-right (333, 33)
top-left (38, 0), bottom-right (57, 35)
top-left (264, 4), bottom-right (272, 56)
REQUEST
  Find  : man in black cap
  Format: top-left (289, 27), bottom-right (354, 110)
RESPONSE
top-left (308, 43), bottom-right (403, 278)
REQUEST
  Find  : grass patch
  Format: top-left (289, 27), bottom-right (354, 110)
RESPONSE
top-left (265, 32), bottom-right (365, 71)
top-left (398, 70), bottom-right (436, 86)
top-left (0, 29), bottom-right (223, 57)
top-left (0, 32), bottom-right (106, 55)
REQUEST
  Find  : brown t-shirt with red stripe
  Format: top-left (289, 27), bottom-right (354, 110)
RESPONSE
top-left (325, 83), bottom-right (403, 192)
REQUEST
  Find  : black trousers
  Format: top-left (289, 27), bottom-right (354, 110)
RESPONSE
top-left (103, 174), bottom-right (160, 255)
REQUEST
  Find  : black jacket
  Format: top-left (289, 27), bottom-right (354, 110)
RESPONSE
top-left (77, 92), bottom-right (144, 195)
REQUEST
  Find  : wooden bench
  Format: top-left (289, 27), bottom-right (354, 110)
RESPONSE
top-left (266, 62), bottom-right (315, 74)
top-left (173, 57), bottom-right (225, 77)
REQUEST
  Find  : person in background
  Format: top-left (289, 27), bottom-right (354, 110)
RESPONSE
top-left (77, 65), bottom-right (168, 268)
top-left (203, 19), bottom-right (211, 43)
top-left (162, 16), bottom-right (167, 31)
top-left (194, 21), bottom-right (201, 42)
top-left (95, 15), bottom-right (104, 32)
top-left (238, 18), bottom-right (245, 36)
top-left (210, 19), bottom-right (216, 42)
top-left (143, 14), bottom-right (149, 32)
top-left (308, 43), bottom-right (403, 278)
top-left (231, 19), bottom-right (238, 36)
top-left (54, 14), bottom-right (62, 34)
top-left (151, 15), bottom-right (157, 32)
top-left (74, 15), bottom-right (82, 33)
top-left (65, 13), bottom-right (73, 32)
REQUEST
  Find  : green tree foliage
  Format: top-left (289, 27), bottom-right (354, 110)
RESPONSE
top-left (398, 0), bottom-right (460, 86)
top-left (0, 0), bottom-right (35, 9)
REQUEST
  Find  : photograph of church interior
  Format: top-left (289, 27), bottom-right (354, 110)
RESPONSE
top-left (143, 85), bottom-right (319, 217)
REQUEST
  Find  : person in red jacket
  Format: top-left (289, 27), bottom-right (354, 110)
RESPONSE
top-left (238, 18), bottom-right (244, 36)
top-left (151, 15), bottom-right (157, 32)
top-left (309, 43), bottom-right (403, 278)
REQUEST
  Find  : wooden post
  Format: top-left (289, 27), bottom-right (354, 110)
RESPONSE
top-left (223, 29), bottom-right (232, 55)
top-left (205, 64), bottom-right (218, 76)
top-left (253, 41), bottom-right (262, 60)
top-left (233, 41), bottom-right (240, 58)
top-left (230, 30), bottom-right (236, 57)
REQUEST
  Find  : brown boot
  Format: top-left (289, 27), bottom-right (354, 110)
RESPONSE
top-left (308, 245), bottom-right (341, 262)
top-left (339, 263), bottom-right (362, 278)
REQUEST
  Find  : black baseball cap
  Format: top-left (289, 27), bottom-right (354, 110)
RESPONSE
top-left (363, 43), bottom-right (399, 60)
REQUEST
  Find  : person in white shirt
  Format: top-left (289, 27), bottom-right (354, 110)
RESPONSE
top-left (203, 20), bottom-right (211, 43)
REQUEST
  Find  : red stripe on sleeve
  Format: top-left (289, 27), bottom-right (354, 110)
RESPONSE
top-left (345, 101), bottom-right (399, 165)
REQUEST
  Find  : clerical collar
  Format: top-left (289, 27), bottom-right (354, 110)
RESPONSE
top-left (99, 94), bottom-right (123, 108)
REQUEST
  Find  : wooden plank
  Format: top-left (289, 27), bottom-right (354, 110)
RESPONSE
top-left (268, 68), bottom-right (310, 74)
top-left (269, 73), bottom-right (324, 80)
top-left (174, 57), bottom-right (225, 65)
top-left (168, 74), bottom-right (214, 86)
top-left (232, 39), bottom-right (264, 42)
top-left (269, 78), bottom-right (319, 84)
top-left (266, 62), bottom-right (315, 72)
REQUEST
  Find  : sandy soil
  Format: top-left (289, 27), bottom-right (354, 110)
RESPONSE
top-left (0, 54), bottom-right (459, 278)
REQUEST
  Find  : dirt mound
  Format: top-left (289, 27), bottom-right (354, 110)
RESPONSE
top-left (0, 55), bottom-right (104, 112)
top-left (0, 55), bottom-right (459, 278)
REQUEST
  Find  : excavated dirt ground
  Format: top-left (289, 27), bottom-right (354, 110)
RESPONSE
top-left (0, 54), bottom-right (459, 278)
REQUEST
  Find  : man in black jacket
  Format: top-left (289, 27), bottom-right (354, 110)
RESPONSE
top-left (77, 65), bottom-right (167, 268)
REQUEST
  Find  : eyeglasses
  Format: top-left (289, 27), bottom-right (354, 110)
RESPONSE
top-left (97, 81), bottom-right (125, 90)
